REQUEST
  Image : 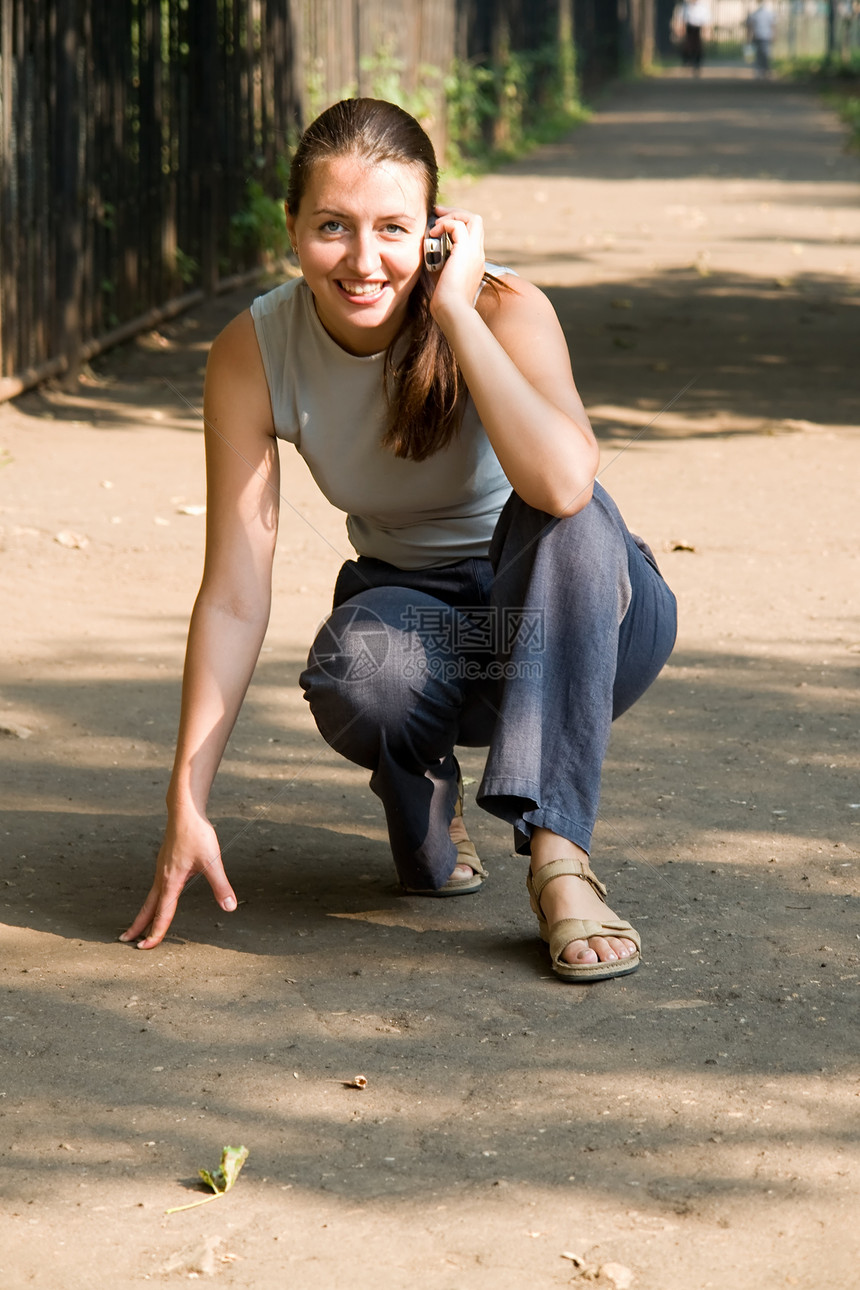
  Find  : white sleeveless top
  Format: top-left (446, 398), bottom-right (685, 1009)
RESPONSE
top-left (250, 276), bottom-right (513, 570)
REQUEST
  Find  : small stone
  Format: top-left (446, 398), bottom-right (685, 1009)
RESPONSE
top-left (54, 530), bottom-right (89, 549)
top-left (600, 1262), bottom-right (634, 1289)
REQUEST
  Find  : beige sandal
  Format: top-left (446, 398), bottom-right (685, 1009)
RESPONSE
top-left (526, 857), bottom-right (640, 981)
top-left (404, 775), bottom-right (487, 897)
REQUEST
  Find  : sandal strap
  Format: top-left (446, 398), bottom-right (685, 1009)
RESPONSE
top-left (450, 765), bottom-right (486, 875)
top-left (453, 761), bottom-right (465, 818)
top-left (529, 857), bottom-right (607, 906)
top-left (454, 837), bottom-right (487, 876)
top-left (549, 917), bottom-right (641, 968)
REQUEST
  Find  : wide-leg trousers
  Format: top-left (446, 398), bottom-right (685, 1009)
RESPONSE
top-left (299, 483), bottom-right (677, 891)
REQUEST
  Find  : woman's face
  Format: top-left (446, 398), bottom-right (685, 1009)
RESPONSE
top-left (286, 154), bottom-right (429, 356)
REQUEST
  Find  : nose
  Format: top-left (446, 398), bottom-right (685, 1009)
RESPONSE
top-left (347, 227), bottom-right (381, 276)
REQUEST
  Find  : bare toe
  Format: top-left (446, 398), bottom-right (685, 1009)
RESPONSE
top-left (611, 936), bottom-right (637, 959)
top-left (560, 938), bottom-right (599, 965)
top-left (559, 934), bottom-right (639, 965)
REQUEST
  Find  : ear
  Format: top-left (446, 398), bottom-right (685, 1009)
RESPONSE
top-left (285, 204), bottom-right (299, 256)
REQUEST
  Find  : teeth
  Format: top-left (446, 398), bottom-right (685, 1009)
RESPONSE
top-left (340, 282), bottom-right (385, 296)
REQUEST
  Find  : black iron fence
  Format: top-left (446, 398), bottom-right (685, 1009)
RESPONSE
top-left (1, 0), bottom-right (626, 400)
top-left (1, 0), bottom-right (302, 397)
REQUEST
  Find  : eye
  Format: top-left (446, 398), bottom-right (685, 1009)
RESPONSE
top-left (320, 219), bottom-right (345, 234)
top-left (383, 223), bottom-right (408, 235)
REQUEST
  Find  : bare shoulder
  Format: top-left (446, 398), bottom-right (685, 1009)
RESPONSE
top-left (476, 274), bottom-right (571, 362)
top-left (208, 308), bottom-right (265, 378)
top-left (205, 308), bottom-right (274, 438)
top-left (476, 274), bottom-right (562, 337)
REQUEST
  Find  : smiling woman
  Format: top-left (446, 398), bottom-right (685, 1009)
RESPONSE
top-left (286, 155), bottom-right (427, 354)
top-left (121, 98), bottom-right (678, 983)
top-left (284, 97), bottom-right (481, 464)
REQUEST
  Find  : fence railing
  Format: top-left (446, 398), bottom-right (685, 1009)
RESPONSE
top-left (0, 0), bottom-right (623, 401)
top-left (1, 0), bottom-right (303, 398)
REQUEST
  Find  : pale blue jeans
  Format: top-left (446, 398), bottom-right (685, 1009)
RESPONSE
top-left (300, 484), bottom-right (677, 890)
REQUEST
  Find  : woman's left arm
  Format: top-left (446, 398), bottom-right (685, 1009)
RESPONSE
top-left (429, 209), bottom-right (599, 518)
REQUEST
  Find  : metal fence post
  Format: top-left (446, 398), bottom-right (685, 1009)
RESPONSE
top-left (52, 0), bottom-right (84, 384)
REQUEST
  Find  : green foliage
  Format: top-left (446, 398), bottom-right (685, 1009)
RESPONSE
top-left (445, 44), bottom-right (589, 174)
top-left (218, 36), bottom-right (590, 277)
top-left (444, 60), bottom-right (497, 169)
top-left (776, 54), bottom-right (860, 150)
top-left (829, 91), bottom-right (860, 148)
top-left (360, 43), bottom-right (443, 123)
top-left (229, 156), bottom-right (291, 263)
top-left (173, 247), bottom-right (198, 286)
top-left (777, 52), bottom-right (860, 81)
top-left (297, 41), bottom-right (588, 183)
top-left (98, 202), bottom-right (116, 232)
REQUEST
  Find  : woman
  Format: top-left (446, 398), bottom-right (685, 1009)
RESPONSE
top-left (121, 98), bottom-right (677, 982)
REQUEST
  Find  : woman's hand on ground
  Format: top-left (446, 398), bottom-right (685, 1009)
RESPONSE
top-left (119, 814), bottom-right (236, 950)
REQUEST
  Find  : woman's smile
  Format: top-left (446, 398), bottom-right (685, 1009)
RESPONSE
top-left (336, 278), bottom-right (389, 302)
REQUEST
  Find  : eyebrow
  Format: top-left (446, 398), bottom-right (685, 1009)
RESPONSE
top-left (312, 207), bottom-right (417, 223)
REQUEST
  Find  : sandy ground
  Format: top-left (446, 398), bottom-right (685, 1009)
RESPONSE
top-left (1, 69), bottom-right (859, 1289)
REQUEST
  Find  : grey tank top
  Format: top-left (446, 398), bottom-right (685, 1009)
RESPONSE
top-left (250, 275), bottom-right (513, 570)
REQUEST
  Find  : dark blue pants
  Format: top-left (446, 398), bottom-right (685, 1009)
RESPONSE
top-left (300, 484), bottom-right (677, 890)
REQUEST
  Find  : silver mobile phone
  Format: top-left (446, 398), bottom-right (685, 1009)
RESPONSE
top-left (423, 230), bottom-right (451, 272)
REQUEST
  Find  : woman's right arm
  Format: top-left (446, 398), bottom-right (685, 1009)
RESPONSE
top-left (121, 310), bottom-right (279, 949)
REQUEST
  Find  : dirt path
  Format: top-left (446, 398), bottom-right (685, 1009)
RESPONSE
top-left (1, 69), bottom-right (859, 1289)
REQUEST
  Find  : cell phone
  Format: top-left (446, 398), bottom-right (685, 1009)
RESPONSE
top-left (423, 229), bottom-right (451, 272)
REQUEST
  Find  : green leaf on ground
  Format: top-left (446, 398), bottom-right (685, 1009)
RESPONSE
top-left (165, 1145), bottom-right (249, 1214)
top-left (199, 1145), bottom-right (249, 1194)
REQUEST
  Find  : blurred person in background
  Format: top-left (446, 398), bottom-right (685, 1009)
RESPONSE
top-left (673, 1), bottom-right (712, 74)
top-left (747, 1), bottom-right (777, 78)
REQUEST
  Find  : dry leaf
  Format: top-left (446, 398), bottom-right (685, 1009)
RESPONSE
top-left (0, 723), bottom-right (33, 739)
top-left (670, 540), bottom-right (696, 553)
top-left (343, 1075), bottom-right (368, 1089)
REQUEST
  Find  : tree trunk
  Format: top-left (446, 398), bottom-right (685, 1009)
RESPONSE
top-left (558, 0), bottom-right (577, 113)
top-left (629, 0), bottom-right (656, 73)
top-left (826, 0), bottom-right (837, 62)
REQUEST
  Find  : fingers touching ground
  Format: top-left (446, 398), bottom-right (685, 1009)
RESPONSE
top-left (119, 839), bottom-right (236, 950)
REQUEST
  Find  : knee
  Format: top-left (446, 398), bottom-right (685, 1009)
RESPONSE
top-left (300, 600), bottom-right (399, 767)
top-left (300, 597), bottom-right (463, 769)
top-left (493, 486), bottom-right (630, 623)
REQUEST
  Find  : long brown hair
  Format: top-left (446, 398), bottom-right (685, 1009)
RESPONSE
top-left (287, 98), bottom-right (481, 462)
